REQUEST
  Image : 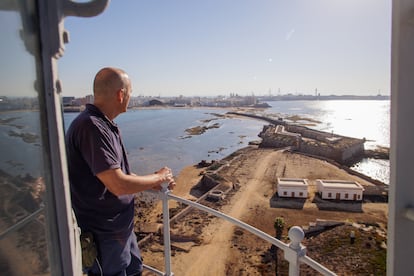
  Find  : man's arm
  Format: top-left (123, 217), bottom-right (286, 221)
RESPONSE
top-left (96, 167), bottom-right (174, 196)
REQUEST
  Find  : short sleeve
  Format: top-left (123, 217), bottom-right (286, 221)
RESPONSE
top-left (79, 118), bottom-right (122, 175)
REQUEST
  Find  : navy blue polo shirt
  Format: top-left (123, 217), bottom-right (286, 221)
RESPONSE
top-left (66, 104), bottom-right (134, 239)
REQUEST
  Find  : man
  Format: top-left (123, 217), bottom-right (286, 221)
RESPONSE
top-left (66, 67), bottom-right (175, 276)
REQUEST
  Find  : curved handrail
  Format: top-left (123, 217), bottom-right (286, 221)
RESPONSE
top-left (168, 193), bottom-right (290, 251)
top-left (142, 187), bottom-right (337, 276)
top-left (300, 255), bottom-right (337, 275)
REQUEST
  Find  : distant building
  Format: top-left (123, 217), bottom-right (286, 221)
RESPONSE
top-left (172, 96), bottom-right (191, 107)
top-left (277, 178), bottom-right (309, 198)
top-left (148, 99), bottom-right (164, 106)
top-left (316, 179), bottom-right (364, 201)
top-left (85, 94), bottom-right (94, 104)
top-left (0, 96), bottom-right (8, 110)
top-left (62, 96), bottom-right (75, 106)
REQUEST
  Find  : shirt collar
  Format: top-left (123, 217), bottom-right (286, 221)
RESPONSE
top-left (85, 104), bottom-right (118, 129)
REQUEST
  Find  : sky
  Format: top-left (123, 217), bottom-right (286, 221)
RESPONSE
top-left (1, 0), bottom-right (392, 98)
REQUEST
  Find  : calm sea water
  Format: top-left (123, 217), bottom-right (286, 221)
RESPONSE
top-left (0, 110), bottom-right (44, 177)
top-left (63, 107), bottom-right (266, 177)
top-left (0, 100), bottom-right (390, 184)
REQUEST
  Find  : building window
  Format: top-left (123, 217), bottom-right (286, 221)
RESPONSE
top-left (283, 191), bottom-right (287, 196)
top-left (328, 192), bottom-right (332, 198)
top-left (299, 192), bottom-right (303, 196)
top-left (345, 193), bottom-right (349, 199)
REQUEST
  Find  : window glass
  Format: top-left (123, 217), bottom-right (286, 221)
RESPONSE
top-left (0, 2), bottom-right (50, 275)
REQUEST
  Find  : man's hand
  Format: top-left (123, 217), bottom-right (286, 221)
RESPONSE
top-left (154, 167), bottom-right (176, 190)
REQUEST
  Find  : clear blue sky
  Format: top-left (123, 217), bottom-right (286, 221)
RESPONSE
top-left (58, 0), bottom-right (391, 98)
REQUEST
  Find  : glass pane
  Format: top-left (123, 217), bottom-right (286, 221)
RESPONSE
top-left (0, 2), bottom-right (50, 275)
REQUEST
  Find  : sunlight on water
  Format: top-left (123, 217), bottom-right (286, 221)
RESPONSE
top-left (266, 100), bottom-right (390, 184)
top-left (351, 159), bottom-right (390, 184)
top-left (314, 100), bottom-right (390, 148)
top-left (266, 100), bottom-right (390, 149)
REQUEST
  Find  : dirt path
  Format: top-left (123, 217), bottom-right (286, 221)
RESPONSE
top-left (170, 150), bottom-right (279, 275)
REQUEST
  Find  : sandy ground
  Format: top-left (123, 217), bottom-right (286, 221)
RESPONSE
top-left (139, 146), bottom-right (388, 275)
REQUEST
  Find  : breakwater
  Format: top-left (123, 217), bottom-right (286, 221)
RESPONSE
top-left (227, 111), bottom-right (285, 125)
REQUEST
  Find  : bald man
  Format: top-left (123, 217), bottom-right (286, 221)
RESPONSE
top-left (66, 67), bottom-right (175, 276)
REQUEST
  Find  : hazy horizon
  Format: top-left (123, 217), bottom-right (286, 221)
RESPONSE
top-left (58, 92), bottom-right (390, 100)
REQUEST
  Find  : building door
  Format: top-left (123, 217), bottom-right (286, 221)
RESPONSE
top-left (291, 192), bottom-right (295, 197)
top-left (336, 193), bottom-right (341, 200)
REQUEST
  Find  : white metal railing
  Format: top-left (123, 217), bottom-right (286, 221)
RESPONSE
top-left (143, 185), bottom-right (337, 276)
top-left (0, 205), bottom-right (45, 241)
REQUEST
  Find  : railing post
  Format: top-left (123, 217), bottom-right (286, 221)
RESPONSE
top-left (161, 184), bottom-right (173, 276)
top-left (284, 226), bottom-right (306, 276)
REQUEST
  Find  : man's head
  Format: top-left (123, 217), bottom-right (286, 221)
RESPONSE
top-left (93, 67), bottom-right (132, 119)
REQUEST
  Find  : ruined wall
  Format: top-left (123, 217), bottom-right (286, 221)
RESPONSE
top-left (341, 143), bottom-right (365, 162)
top-left (259, 133), bottom-right (300, 148)
top-left (259, 125), bottom-right (300, 149)
top-left (299, 140), bottom-right (342, 162)
top-left (259, 124), bottom-right (365, 164)
top-left (200, 174), bottom-right (220, 190)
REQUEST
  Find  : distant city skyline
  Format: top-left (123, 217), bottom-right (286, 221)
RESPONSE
top-left (1, 1), bottom-right (392, 98)
top-left (61, 92), bottom-right (390, 101)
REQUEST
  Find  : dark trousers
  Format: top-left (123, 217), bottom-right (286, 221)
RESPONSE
top-left (87, 232), bottom-right (143, 276)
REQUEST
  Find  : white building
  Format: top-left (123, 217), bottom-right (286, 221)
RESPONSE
top-left (277, 178), bottom-right (309, 198)
top-left (316, 180), bottom-right (364, 201)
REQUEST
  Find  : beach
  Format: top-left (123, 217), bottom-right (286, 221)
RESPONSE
top-left (138, 145), bottom-right (388, 275)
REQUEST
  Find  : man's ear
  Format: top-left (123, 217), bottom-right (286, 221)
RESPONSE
top-left (116, 89), bottom-right (124, 102)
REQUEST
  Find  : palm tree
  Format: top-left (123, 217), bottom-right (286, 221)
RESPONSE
top-left (274, 217), bottom-right (285, 275)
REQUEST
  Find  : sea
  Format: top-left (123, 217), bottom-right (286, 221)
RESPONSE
top-left (0, 100), bottom-right (390, 185)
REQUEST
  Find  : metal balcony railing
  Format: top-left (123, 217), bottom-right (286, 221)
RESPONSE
top-left (143, 185), bottom-right (337, 276)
